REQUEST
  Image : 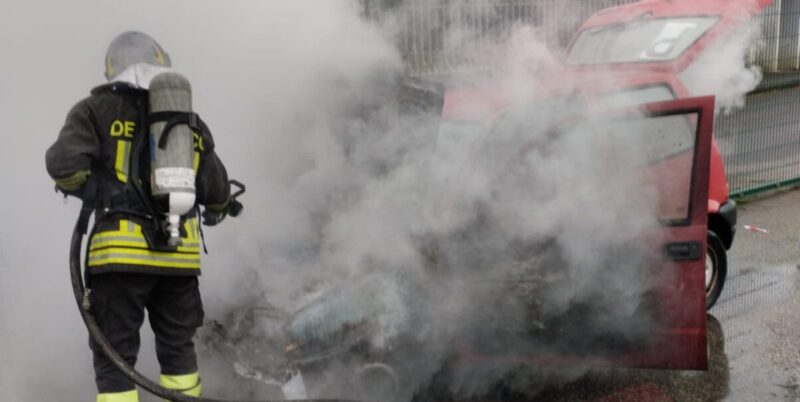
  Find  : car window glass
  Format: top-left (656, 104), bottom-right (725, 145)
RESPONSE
top-left (602, 112), bottom-right (697, 224)
top-left (567, 17), bottom-right (718, 65)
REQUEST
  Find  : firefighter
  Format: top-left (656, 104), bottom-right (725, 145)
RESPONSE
top-left (46, 31), bottom-right (232, 402)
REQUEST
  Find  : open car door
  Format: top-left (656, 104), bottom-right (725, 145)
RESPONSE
top-left (625, 95), bottom-right (715, 369)
top-left (453, 95), bottom-right (716, 371)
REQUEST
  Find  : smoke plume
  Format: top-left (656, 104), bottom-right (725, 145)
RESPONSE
top-left (0, 0), bottom-right (762, 401)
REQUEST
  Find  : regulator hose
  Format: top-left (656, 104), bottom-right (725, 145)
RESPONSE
top-left (69, 221), bottom-right (358, 402)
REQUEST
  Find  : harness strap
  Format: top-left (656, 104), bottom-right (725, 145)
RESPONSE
top-left (148, 111), bottom-right (202, 150)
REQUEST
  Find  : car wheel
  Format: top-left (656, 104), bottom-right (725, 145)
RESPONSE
top-left (705, 231), bottom-right (727, 310)
top-left (354, 362), bottom-right (401, 402)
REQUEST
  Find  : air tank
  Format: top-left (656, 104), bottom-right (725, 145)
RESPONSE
top-left (149, 72), bottom-right (196, 246)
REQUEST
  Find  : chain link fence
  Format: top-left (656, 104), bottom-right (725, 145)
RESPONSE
top-left (363, 0), bottom-right (800, 198)
top-left (722, 0), bottom-right (800, 197)
top-left (363, 0), bottom-right (636, 76)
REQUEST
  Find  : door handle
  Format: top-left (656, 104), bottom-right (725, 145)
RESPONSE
top-left (665, 241), bottom-right (703, 261)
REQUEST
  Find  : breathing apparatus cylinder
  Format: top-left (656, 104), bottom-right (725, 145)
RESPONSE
top-left (149, 72), bottom-right (196, 246)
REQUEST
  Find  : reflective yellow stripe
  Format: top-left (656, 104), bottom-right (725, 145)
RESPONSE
top-left (91, 239), bottom-right (150, 250)
top-left (90, 220), bottom-right (148, 251)
top-left (88, 249), bottom-right (201, 269)
top-left (97, 389), bottom-right (139, 402)
top-left (177, 244), bottom-right (201, 253)
top-left (193, 151), bottom-right (200, 172)
top-left (89, 247), bottom-right (200, 260)
top-left (89, 219), bottom-right (201, 268)
top-left (114, 140), bottom-right (132, 183)
top-left (184, 219), bottom-right (194, 240)
top-left (106, 55), bottom-right (115, 78)
top-left (160, 372), bottom-right (202, 397)
top-left (54, 170), bottom-right (91, 191)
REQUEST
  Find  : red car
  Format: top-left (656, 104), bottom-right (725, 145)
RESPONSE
top-left (566, 0), bottom-right (773, 310)
top-left (273, 1), bottom-right (770, 398)
top-left (432, 0), bottom-right (771, 373)
top-left (278, 92), bottom-right (719, 400)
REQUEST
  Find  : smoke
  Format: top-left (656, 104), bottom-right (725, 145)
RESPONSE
top-left (0, 0), bottom-right (762, 401)
top-left (680, 20), bottom-right (765, 112)
top-left (0, 1), bottom-right (402, 400)
top-left (199, 2), bottom-right (675, 401)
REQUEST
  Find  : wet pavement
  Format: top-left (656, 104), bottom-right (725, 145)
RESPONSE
top-left (713, 188), bottom-right (800, 402)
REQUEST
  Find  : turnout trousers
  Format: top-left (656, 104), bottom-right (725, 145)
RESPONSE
top-left (88, 272), bottom-right (204, 401)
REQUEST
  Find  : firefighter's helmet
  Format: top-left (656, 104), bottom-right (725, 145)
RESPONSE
top-left (105, 31), bottom-right (171, 80)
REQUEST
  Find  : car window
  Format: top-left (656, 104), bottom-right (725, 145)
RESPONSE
top-left (602, 112), bottom-right (697, 224)
top-left (598, 85), bottom-right (676, 108)
top-left (567, 17), bottom-right (719, 65)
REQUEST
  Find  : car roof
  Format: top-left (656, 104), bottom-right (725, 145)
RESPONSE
top-left (579, 0), bottom-right (771, 29)
top-left (568, 0), bottom-right (772, 74)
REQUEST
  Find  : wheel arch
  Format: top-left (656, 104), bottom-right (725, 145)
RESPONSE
top-left (708, 213), bottom-right (733, 250)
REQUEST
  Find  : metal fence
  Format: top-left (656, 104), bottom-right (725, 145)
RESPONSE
top-left (716, 89), bottom-right (800, 198)
top-left (722, 0), bottom-right (800, 197)
top-left (363, 0), bottom-right (636, 76)
top-left (363, 0), bottom-right (800, 198)
top-left (752, 0), bottom-right (800, 73)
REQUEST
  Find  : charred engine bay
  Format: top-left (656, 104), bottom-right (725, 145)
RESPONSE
top-left (198, 233), bottom-right (666, 397)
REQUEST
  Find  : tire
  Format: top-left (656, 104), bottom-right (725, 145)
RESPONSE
top-left (705, 231), bottom-right (727, 310)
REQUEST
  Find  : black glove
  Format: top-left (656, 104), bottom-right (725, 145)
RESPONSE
top-left (202, 208), bottom-right (227, 226)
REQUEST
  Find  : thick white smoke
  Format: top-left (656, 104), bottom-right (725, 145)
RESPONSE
top-left (680, 21), bottom-right (764, 111)
top-left (0, 0), bottom-right (762, 401)
top-left (0, 1), bottom-right (401, 400)
top-left (197, 4), bottom-right (673, 400)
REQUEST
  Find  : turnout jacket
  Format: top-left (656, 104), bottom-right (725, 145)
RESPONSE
top-left (46, 82), bottom-right (230, 276)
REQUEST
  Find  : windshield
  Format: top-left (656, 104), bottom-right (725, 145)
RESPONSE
top-left (600, 112), bottom-right (697, 224)
top-left (567, 17), bottom-right (718, 65)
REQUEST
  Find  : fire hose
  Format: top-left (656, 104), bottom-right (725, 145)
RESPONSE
top-left (68, 182), bottom-right (359, 402)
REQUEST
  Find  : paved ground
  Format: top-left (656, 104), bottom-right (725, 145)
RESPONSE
top-left (712, 188), bottom-right (800, 401)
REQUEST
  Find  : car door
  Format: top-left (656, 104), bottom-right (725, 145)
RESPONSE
top-left (617, 95), bottom-right (716, 370)
top-left (451, 95), bottom-right (716, 371)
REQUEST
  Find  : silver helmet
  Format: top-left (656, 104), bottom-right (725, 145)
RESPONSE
top-left (105, 31), bottom-right (171, 80)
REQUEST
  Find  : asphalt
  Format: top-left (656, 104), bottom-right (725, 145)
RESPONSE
top-left (712, 188), bottom-right (800, 402)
